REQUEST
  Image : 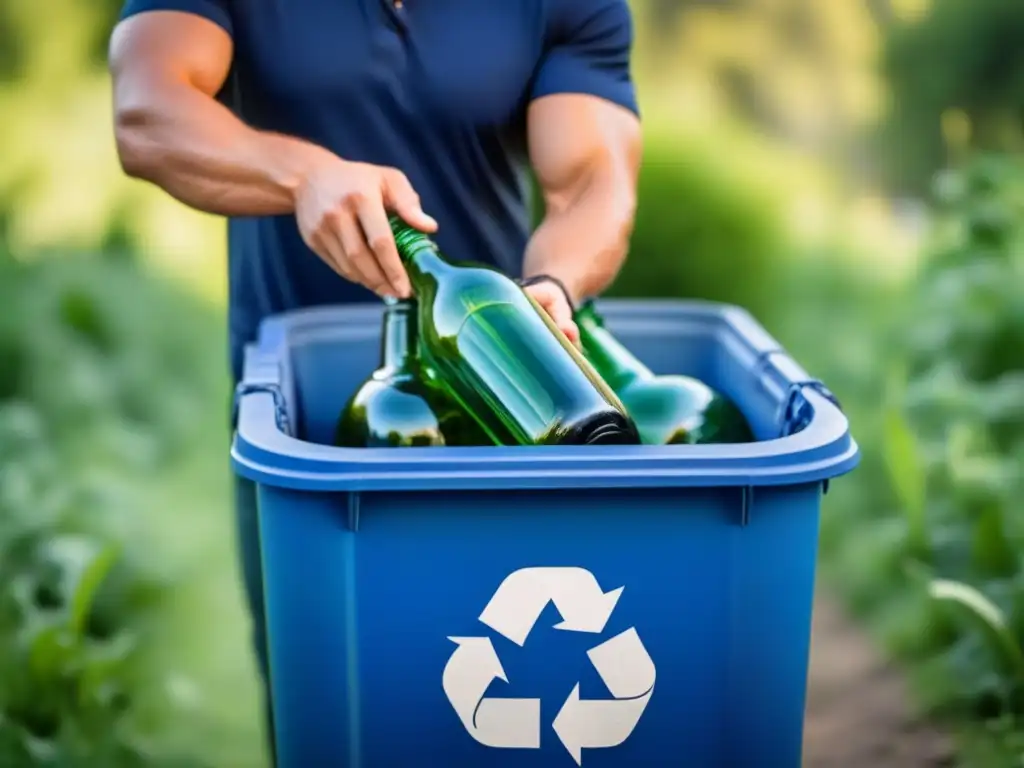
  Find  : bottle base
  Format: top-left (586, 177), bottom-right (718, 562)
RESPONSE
top-left (567, 413), bottom-right (642, 446)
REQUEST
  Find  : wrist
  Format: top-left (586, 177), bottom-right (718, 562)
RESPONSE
top-left (518, 273), bottom-right (580, 313)
top-left (523, 228), bottom-right (604, 311)
top-left (258, 132), bottom-right (338, 204)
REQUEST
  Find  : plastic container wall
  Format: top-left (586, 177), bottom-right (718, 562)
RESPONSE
top-left (232, 299), bottom-right (859, 767)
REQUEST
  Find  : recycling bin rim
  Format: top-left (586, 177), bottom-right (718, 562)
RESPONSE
top-left (231, 299), bottom-right (860, 492)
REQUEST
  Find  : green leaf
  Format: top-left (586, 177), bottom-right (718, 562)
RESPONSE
top-left (58, 288), bottom-right (114, 354)
top-left (25, 619), bottom-right (76, 680)
top-left (22, 731), bottom-right (58, 764)
top-left (36, 536), bottom-right (121, 638)
top-left (67, 544), bottom-right (120, 640)
top-left (971, 504), bottom-right (1018, 579)
top-left (903, 558), bottom-right (933, 589)
top-left (77, 633), bottom-right (137, 708)
top-left (929, 578), bottom-right (1024, 686)
top-left (883, 402), bottom-right (929, 557)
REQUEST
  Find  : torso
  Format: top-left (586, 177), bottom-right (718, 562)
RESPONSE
top-left (224, 0), bottom-right (550, 379)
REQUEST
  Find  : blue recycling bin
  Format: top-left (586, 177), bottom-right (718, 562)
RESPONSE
top-left (231, 299), bottom-right (858, 768)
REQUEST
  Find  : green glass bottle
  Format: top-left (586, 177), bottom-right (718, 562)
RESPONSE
top-left (575, 301), bottom-right (754, 445)
top-left (390, 219), bottom-right (641, 446)
top-left (334, 299), bottom-right (491, 447)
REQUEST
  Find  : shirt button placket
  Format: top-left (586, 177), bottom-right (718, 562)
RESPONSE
top-left (381, 0), bottom-right (407, 34)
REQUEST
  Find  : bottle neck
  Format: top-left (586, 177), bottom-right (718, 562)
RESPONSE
top-left (576, 303), bottom-right (653, 388)
top-left (379, 300), bottom-right (418, 374)
top-left (390, 217), bottom-right (454, 288)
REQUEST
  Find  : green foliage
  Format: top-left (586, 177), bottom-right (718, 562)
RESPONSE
top-left (899, 157), bottom-right (1024, 721)
top-left (529, 138), bottom-right (789, 321)
top-left (791, 154), bottom-right (1024, 760)
top-left (0, 244), bottom-right (226, 766)
top-left (882, 395), bottom-right (928, 560)
top-left (878, 0), bottom-right (1024, 196)
top-left (928, 580), bottom-right (1024, 697)
top-left (608, 141), bottom-right (788, 322)
top-left (90, 0), bottom-right (129, 67)
top-left (0, 2), bottom-right (25, 81)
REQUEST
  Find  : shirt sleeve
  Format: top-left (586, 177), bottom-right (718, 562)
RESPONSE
top-left (530, 0), bottom-right (639, 117)
top-left (119, 0), bottom-right (233, 37)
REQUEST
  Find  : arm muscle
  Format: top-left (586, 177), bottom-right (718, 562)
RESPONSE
top-left (109, 12), bottom-right (329, 216)
top-left (523, 93), bottom-right (642, 300)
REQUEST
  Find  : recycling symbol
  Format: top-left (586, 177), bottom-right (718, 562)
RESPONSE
top-left (442, 567), bottom-right (656, 765)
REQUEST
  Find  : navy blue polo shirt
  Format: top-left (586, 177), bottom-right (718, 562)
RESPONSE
top-left (119, 0), bottom-right (639, 382)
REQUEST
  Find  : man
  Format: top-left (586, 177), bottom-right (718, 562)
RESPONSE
top-left (109, 0), bottom-right (641, 759)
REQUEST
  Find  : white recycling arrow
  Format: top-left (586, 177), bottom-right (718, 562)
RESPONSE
top-left (552, 627), bottom-right (656, 766)
top-left (477, 567), bottom-right (624, 647)
top-left (442, 567), bottom-right (656, 764)
top-left (442, 636), bottom-right (541, 748)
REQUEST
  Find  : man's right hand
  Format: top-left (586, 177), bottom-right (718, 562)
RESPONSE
top-left (293, 156), bottom-right (438, 299)
top-left (110, 11), bottom-right (437, 302)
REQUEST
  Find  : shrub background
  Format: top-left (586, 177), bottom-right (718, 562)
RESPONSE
top-left (4, 0), bottom-right (1024, 765)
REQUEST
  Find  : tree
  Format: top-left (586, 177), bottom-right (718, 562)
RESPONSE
top-left (878, 0), bottom-right (1024, 197)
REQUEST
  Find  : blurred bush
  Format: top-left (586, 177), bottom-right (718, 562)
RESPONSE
top-left (610, 140), bottom-right (788, 322)
top-left (540, 135), bottom-right (791, 322)
top-left (0, 238), bottom-right (225, 766)
top-left (878, 0), bottom-right (1024, 197)
top-left (896, 156), bottom-right (1024, 725)
top-left (790, 153), bottom-right (1024, 761)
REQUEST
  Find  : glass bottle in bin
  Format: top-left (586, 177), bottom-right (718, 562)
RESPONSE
top-left (575, 301), bottom-right (754, 445)
top-left (390, 218), bottom-right (641, 446)
top-left (334, 299), bottom-right (489, 447)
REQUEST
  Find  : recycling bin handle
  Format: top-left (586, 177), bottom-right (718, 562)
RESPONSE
top-left (231, 351), bottom-right (293, 436)
top-left (752, 349), bottom-right (844, 438)
top-left (779, 380), bottom-right (842, 437)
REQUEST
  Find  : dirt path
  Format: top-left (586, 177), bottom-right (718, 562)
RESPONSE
top-left (802, 588), bottom-right (955, 767)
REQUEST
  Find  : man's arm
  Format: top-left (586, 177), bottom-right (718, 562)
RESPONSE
top-left (522, 93), bottom-right (641, 305)
top-left (518, 0), bottom-right (641, 339)
top-left (110, 11), bottom-right (324, 216)
top-left (108, 8), bottom-right (433, 297)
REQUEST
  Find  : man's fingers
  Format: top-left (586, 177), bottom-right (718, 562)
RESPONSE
top-left (308, 224), bottom-right (354, 281)
top-left (336, 213), bottom-right (392, 297)
top-left (523, 282), bottom-right (580, 346)
top-left (311, 229), bottom-right (358, 283)
top-left (358, 199), bottom-right (411, 298)
top-left (536, 286), bottom-right (574, 328)
top-left (383, 170), bottom-right (438, 233)
top-left (553, 310), bottom-right (580, 345)
top-left (562, 320), bottom-right (581, 346)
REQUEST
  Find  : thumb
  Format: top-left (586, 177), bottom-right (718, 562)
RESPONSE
top-left (383, 170), bottom-right (438, 233)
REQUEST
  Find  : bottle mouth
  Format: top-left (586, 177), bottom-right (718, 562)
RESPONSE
top-left (385, 297), bottom-right (414, 311)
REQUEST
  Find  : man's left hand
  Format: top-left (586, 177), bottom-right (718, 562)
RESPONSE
top-left (520, 93), bottom-right (640, 349)
top-left (522, 280), bottom-right (579, 346)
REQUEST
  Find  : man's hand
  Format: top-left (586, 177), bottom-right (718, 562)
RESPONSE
top-left (109, 12), bottom-right (434, 298)
top-left (109, 12), bottom-right (436, 301)
top-left (521, 279), bottom-right (580, 345)
top-left (522, 93), bottom-right (641, 313)
top-left (294, 158), bottom-right (437, 299)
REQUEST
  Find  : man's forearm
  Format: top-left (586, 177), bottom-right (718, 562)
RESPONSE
top-left (522, 165), bottom-right (636, 304)
top-left (114, 80), bottom-right (329, 217)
